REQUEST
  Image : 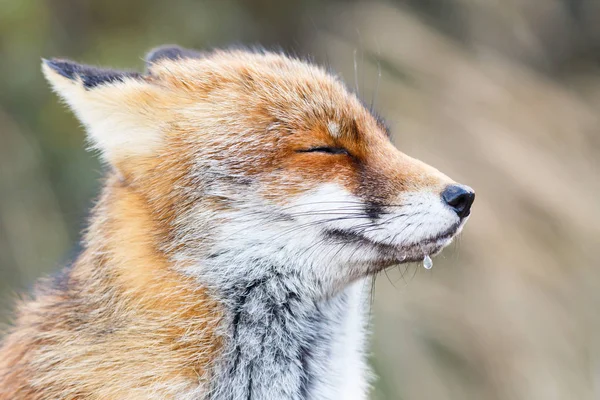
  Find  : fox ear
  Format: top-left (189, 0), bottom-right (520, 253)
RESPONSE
top-left (42, 58), bottom-right (166, 165)
top-left (145, 45), bottom-right (203, 68)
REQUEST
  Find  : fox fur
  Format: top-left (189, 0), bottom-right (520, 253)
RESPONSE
top-left (0, 45), bottom-right (473, 399)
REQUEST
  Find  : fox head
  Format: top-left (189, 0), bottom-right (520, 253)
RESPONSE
top-left (43, 46), bottom-right (474, 297)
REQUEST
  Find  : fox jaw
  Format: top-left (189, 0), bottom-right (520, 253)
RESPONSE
top-left (42, 46), bottom-right (474, 299)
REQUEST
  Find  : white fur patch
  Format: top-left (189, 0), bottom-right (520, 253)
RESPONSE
top-left (328, 121), bottom-right (340, 138)
top-left (326, 279), bottom-right (371, 400)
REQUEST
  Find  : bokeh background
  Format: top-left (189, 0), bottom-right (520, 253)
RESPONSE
top-left (1, 0), bottom-right (599, 398)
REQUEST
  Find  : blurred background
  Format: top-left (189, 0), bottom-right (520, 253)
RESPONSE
top-left (1, 0), bottom-right (599, 398)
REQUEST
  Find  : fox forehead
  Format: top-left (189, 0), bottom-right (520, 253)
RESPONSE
top-left (146, 49), bottom-right (385, 143)
top-left (133, 50), bottom-right (413, 205)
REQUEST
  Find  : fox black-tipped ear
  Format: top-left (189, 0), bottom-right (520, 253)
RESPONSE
top-left (145, 45), bottom-right (203, 67)
top-left (42, 58), bottom-right (166, 165)
top-left (42, 59), bottom-right (141, 89)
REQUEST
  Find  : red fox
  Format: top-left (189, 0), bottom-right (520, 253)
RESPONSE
top-left (0, 45), bottom-right (474, 399)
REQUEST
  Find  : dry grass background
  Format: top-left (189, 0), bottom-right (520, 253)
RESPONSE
top-left (1, 1), bottom-right (599, 399)
top-left (316, 2), bottom-right (600, 399)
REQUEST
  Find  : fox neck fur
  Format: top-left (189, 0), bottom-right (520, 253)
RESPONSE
top-left (0, 174), bottom-right (371, 400)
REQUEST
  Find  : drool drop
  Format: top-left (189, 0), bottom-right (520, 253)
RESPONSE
top-left (423, 255), bottom-right (433, 270)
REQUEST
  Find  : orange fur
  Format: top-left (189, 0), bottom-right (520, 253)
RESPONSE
top-left (0, 175), bottom-right (222, 399)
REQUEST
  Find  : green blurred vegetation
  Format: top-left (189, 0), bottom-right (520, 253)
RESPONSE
top-left (2, 1), bottom-right (600, 399)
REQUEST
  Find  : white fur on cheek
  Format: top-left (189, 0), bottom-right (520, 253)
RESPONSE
top-left (285, 183), bottom-right (366, 231)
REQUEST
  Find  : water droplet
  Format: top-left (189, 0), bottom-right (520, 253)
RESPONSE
top-left (423, 255), bottom-right (433, 270)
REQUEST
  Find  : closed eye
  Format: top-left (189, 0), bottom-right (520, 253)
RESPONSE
top-left (296, 147), bottom-right (350, 155)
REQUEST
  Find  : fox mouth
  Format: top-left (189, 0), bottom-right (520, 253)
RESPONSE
top-left (324, 222), bottom-right (462, 270)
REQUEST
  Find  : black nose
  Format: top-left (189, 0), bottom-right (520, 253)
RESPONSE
top-left (441, 185), bottom-right (475, 219)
